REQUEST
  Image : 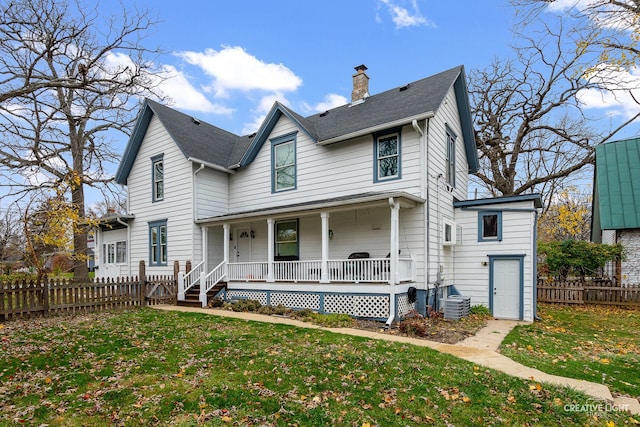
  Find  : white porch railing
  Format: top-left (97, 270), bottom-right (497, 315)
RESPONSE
top-left (226, 258), bottom-right (416, 283)
top-left (178, 260), bottom-right (204, 299)
top-left (199, 260), bottom-right (226, 306)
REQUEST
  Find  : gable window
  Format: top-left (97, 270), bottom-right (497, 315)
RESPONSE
top-left (478, 211), bottom-right (502, 242)
top-left (374, 130), bottom-right (401, 182)
top-left (275, 219), bottom-right (298, 257)
top-left (102, 241), bottom-right (127, 264)
top-left (149, 220), bottom-right (168, 266)
top-left (151, 154), bottom-right (164, 202)
top-left (446, 126), bottom-right (456, 188)
top-left (272, 133), bottom-right (297, 192)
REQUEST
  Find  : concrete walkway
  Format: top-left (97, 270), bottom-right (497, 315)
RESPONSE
top-left (152, 305), bottom-right (639, 415)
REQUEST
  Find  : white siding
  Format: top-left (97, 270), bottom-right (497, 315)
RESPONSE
top-left (228, 117), bottom-right (423, 212)
top-left (126, 115), bottom-right (199, 275)
top-left (195, 166), bottom-right (229, 219)
top-left (453, 200), bottom-right (537, 322)
top-left (620, 229), bottom-right (640, 283)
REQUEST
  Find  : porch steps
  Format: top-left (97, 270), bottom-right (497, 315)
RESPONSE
top-left (177, 283), bottom-right (226, 308)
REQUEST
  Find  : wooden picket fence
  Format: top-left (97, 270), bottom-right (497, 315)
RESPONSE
top-left (0, 261), bottom-right (179, 321)
top-left (537, 278), bottom-right (640, 307)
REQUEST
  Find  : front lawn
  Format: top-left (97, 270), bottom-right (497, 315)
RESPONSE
top-left (0, 308), bottom-right (635, 426)
top-left (501, 303), bottom-right (640, 398)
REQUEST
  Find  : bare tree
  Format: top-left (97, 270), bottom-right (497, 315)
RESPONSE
top-left (0, 0), bottom-right (166, 279)
top-left (0, 206), bottom-right (24, 273)
top-left (469, 18), bottom-right (640, 210)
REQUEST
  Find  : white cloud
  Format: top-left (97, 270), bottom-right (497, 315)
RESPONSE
top-left (303, 93), bottom-right (348, 113)
top-left (241, 93), bottom-right (291, 135)
top-left (159, 65), bottom-right (233, 115)
top-left (578, 66), bottom-right (640, 119)
top-left (177, 46), bottom-right (302, 98)
top-left (380, 0), bottom-right (435, 29)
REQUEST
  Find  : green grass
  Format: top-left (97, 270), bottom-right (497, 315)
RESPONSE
top-left (501, 303), bottom-right (640, 398)
top-left (0, 308), bottom-right (635, 426)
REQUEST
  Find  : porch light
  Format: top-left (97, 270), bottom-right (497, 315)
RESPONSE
top-left (250, 230), bottom-right (255, 239)
top-left (328, 229), bottom-right (334, 239)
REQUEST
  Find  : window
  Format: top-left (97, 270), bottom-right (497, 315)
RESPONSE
top-left (149, 220), bottom-right (168, 266)
top-left (478, 212), bottom-right (502, 242)
top-left (272, 134), bottom-right (297, 192)
top-left (446, 126), bottom-right (456, 188)
top-left (275, 219), bottom-right (298, 257)
top-left (374, 131), bottom-right (401, 182)
top-left (151, 154), bottom-right (164, 201)
top-left (102, 241), bottom-right (127, 264)
top-left (443, 219), bottom-right (456, 246)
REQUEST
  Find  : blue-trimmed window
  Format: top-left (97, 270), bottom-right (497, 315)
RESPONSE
top-left (149, 220), bottom-right (168, 266)
top-left (445, 126), bottom-right (456, 188)
top-left (478, 211), bottom-right (502, 242)
top-left (271, 133), bottom-right (297, 192)
top-left (374, 129), bottom-right (401, 182)
top-left (151, 154), bottom-right (164, 202)
top-left (275, 219), bottom-right (298, 257)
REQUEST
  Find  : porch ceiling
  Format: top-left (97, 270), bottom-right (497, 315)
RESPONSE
top-left (196, 191), bottom-right (425, 225)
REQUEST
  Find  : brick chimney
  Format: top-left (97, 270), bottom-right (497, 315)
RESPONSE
top-left (351, 64), bottom-right (369, 103)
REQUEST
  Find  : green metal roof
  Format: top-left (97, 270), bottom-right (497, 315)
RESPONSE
top-left (594, 137), bottom-right (640, 230)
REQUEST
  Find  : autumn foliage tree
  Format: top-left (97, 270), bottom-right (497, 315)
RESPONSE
top-left (0, 0), bottom-right (165, 279)
top-left (538, 187), bottom-right (591, 242)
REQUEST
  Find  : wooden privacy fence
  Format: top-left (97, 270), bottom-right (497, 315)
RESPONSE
top-left (537, 278), bottom-right (640, 307)
top-left (0, 261), bottom-right (179, 321)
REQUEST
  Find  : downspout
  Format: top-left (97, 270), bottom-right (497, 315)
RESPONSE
top-left (193, 163), bottom-right (205, 222)
top-left (413, 118), bottom-right (430, 315)
top-left (193, 163), bottom-right (205, 269)
top-left (116, 217), bottom-right (131, 277)
top-left (386, 197), bottom-right (400, 327)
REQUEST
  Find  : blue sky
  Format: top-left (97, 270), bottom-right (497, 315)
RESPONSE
top-left (115, 0), bottom-right (516, 136)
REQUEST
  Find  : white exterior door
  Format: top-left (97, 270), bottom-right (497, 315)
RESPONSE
top-left (491, 258), bottom-right (522, 320)
top-left (236, 229), bottom-right (252, 262)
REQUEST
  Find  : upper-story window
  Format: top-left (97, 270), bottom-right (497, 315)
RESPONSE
top-left (446, 126), bottom-right (456, 188)
top-left (272, 133), bottom-right (297, 192)
top-left (374, 129), bottom-right (401, 182)
top-left (151, 154), bottom-right (164, 202)
top-left (478, 211), bottom-right (502, 242)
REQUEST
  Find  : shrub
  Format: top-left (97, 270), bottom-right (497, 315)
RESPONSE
top-left (470, 305), bottom-right (491, 316)
top-left (538, 240), bottom-right (625, 278)
top-left (230, 299), bottom-right (262, 312)
top-left (399, 316), bottom-right (429, 337)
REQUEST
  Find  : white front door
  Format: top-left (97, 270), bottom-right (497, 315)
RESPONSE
top-left (491, 258), bottom-right (522, 320)
top-left (236, 229), bottom-right (252, 262)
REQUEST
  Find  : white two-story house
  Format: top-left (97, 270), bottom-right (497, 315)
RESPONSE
top-left (96, 65), bottom-right (541, 323)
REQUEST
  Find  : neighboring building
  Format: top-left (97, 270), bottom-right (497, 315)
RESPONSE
top-left (95, 65), bottom-right (541, 322)
top-left (591, 137), bottom-right (640, 283)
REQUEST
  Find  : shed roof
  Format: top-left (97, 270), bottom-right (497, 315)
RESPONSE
top-left (593, 137), bottom-right (640, 230)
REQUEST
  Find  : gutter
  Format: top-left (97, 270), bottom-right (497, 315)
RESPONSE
top-left (187, 157), bottom-right (236, 174)
top-left (193, 163), bottom-right (205, 222)
top-left (317, 112), bottom-right (435, 145)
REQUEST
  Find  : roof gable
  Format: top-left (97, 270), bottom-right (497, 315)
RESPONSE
top-left (241, 65), bottom-right (478, 171)
top-left (594, 137), bottom-right (640, 230)
top-left (115, 99), bottom-right (250, 184)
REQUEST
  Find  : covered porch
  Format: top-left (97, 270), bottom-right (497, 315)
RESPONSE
top-left (179, 192), bottom-right (424, 320)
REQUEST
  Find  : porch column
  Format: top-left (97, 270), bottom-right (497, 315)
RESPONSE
top-left (201, 226), bottom-right (209, 274)
top-left (320, 212), bottom-right (330, 283)
top-left (223, 223), bottom-right (230, 278)
top-left (387, 198), bottom-right (400, 326)
top-left (267, 218), bottom-right (275, 282)
top-left (390, 198), bottom-right (400, 285)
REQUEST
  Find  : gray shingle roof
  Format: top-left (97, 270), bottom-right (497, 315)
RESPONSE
top-left (306, 66), bottom-right (462, 141)
top-left (116, 65), bottom-right (476, 184)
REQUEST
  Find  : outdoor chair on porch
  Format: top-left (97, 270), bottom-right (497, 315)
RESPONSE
top-left (374, 250), bottom-right (401, 279)
top-left (344, 252), bottom-right (370, 280)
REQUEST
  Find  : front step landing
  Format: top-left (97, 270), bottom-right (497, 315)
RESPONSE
top-left (177, 284), bottom-right (225, 308)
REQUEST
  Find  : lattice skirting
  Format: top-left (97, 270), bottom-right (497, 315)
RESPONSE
top-left (225, 289), bottom-right (415, 320)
